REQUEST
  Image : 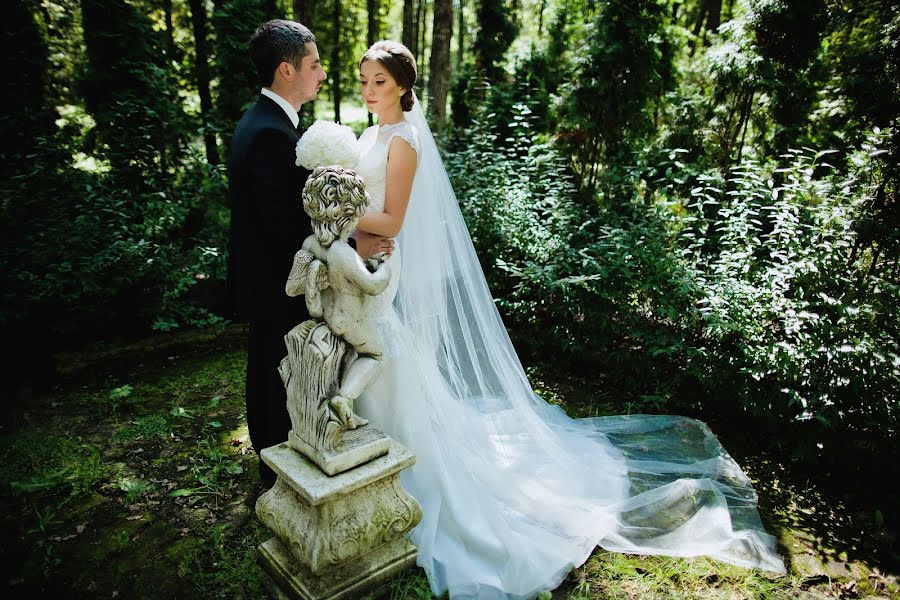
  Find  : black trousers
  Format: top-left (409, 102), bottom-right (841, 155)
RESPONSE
top-left (245, 320), bottom-right (296, 483)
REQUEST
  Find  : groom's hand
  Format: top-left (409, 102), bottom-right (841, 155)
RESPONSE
top-left (352, 230), bottom-right (394, 258)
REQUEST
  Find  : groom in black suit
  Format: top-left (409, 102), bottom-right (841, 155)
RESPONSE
top-left (226, 20), bottom-right (326, 486)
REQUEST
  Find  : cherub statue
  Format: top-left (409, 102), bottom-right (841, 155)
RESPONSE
top-left (286, 165), bottom-right (391, 430)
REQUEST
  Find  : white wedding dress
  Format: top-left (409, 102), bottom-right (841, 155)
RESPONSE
top-left (352, 103), bottom-right (784, 600)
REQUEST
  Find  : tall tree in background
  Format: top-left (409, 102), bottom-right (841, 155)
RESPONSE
top-left (213, 0), bottom-right (269, 147)
top-left (456, 0), bottom-right (465, 72)
top-left (689, 0), bottom-right (722, 53)
top-left (562, 0), bottom-right (672, 189)
top-left (367, 0), bottom-right (379, 126)
top-left (80, 0), bottom-right (183, 178)
top-left (428, 0), bottom-right (452, 130)
top-left (2, 0), bottom-right (54, 165)
top-left (331, 0), bottom-right (342, 122)
top-left (473, 0), bottom-right (517, 81)
top-left (417, 0), bottom-right (429, 75)
top-left (162, 0), bottom-right (178, 60)
top-left (293, 0), bottom-right (315, 28)
top-left (189, 0), bottom-right (220, 164)
top-left (829, 1), bottom-right (900, 278)
top-left (403, 0), bottom-right (414, 51)
top-left (750, 0), bottom-right (827, 155)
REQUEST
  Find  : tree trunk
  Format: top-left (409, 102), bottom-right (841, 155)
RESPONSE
top-left (332, 0), bottom-right (341, 122)
top-left (456, 0), bottom-right (465, 71)
top-left (189, 0), bottom-right (219, 164)
top-left (293, 0), bottom-right (314, 28)
top-left (163, 0), bottom-right (177, 60)
top-left (420, 0), bottom-right (430, 85)
top-left (403, 0), bottom-right (414, 51)
top-left (367, 0), bottom-right (379, 126)
top-left (428, 0), bottom-right (451, 130)
top-left (690, 0), bottom-right (721, 54)
top-left (538, 0), bottom-right (546, 37)
top-left (410, 0), bottom-right (419, 58)
top-left (264, 0), bottom-right (278, 18)
top-left (416, 0), bottom-right (426, 71)
top-left (705, 0), bottom-right (721, 35)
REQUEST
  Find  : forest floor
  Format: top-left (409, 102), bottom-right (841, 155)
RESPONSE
top-left (1, 324), bottom-right (897, 599)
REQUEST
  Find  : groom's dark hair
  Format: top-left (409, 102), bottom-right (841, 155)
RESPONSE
top-left (250, 20), bottom-right (316, 87)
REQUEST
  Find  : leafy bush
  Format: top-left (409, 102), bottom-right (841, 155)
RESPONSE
top-left (681, 145), bottom-right (899, 437)
top-left (448, 104), bottom-right (696, 400)
top-left (449, 103), bottom-right (898, 447)
top-left (0, 141), bottom-right (229, 346)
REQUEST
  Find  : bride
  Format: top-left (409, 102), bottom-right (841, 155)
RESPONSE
top-left (348, 40), bottom-right (784, 599)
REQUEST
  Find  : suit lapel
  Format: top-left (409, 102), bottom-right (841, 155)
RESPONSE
top-left (256, 94), bottom-right (300, 134)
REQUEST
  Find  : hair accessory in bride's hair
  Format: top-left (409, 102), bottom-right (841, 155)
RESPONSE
top-left (295, 120), bottom-right (360, 170)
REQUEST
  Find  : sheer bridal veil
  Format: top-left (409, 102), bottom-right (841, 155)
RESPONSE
top-left (388, 95), bottom-right (784, 598)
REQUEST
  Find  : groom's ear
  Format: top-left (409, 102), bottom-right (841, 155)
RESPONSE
top-left (278, 61), bottom-right (294, 80)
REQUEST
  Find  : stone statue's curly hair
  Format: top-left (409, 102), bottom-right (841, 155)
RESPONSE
top-left (302, 165), bottom-right (370, 247)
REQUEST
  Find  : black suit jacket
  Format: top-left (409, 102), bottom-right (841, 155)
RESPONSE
top-left (226, 94), bottom-right (312, 324)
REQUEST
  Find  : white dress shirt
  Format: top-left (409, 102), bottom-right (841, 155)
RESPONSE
top-left (260, 88), bottom-right (299, 129)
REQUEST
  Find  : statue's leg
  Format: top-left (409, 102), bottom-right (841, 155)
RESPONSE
top-left (338, 355), bottom-right (383, 400)
top-left (328, 355), bottom-right (383, 429)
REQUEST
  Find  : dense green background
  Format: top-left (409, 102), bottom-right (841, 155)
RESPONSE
top-left (2, 0), bottom-right (897, 462)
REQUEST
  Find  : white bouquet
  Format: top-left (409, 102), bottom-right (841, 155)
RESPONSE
top-left (295, 120), bottom-right (360, 171)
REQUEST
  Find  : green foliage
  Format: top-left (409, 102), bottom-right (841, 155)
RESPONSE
top-left (682, 145), bottom-right (899, 435)
top-left (80, 0), bottom-right (185, 179)
top-left (749, 0), bottom-right (828, 153)
top-left (212, 0), bottom-right (270, 146)
top-left (177, 520), bottom-right (267, 599)
top-left (452, 85), bottom-right (898, 446)
top-left (0, 0), bottom-right (56, 162)
top-left (473, 0), bottom-right (520, 80)
top-left (113, 414), bottom-right (169, 441)
top-left (0, 432), bottom-right (107, 499)
top-left (560, 0), bottom-right (674, 189)
top-left (0, 133), bottom-right (229, 345)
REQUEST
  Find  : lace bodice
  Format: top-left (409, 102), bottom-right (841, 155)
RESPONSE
top-left (356, 120), bottom-right (420, 214)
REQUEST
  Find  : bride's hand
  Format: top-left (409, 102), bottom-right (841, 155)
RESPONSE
top-left (352, 229), bottom-right (394, 258)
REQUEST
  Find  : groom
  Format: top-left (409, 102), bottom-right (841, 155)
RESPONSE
top-left (227, 19), bottom-right (325, 486)
top-left (227, 20), bottom-right (394, 486)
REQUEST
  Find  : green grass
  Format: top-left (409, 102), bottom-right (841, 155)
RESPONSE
top-left (0, 430), bottom-right (107, 498)
top-left (112, 414), bottom-right (169, 441)
top-left (178, 519), bottom-right (269, 599)
top-left (565, 552), bottom-right (799, 599)
top-left (1, 333), bottom-right (896, 599)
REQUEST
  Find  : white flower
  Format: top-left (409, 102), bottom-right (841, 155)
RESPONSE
top-left (295, 120), bottom-right (360, 170)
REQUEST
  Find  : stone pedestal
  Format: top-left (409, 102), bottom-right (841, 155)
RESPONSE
top-left (256, 439), bottom-right (422, 600)
top-left (288, 427), bottom-right (389, 477)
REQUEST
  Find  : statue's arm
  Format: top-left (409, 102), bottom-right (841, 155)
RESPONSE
top-left (334, 243), bottom-right (391, 296)
top-left (302, 235), bottom-right (328, 261)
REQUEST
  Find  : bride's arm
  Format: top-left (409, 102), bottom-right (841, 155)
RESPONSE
top-left (355, 137), bottom-right (417, 238)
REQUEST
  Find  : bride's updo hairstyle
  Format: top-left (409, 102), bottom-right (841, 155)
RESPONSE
top-left (360, 41), bottom-right (417, 112)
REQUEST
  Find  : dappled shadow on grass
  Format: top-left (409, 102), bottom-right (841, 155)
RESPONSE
top-left (0, 339), bottom-right (270, 598)
top-left (738, 449), bottom-right (899, 589)
top-left (3, 332), bottom-right (898, 599)
top-left (526, 360), bottom-right (899, 598)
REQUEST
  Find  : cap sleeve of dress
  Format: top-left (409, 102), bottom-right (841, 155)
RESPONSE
top-left (388, 122), bottom-right (420, 157)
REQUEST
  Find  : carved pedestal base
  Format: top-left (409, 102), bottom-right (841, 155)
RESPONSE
top-left (259, 535), bottom-right (417, 600)
top-left (256, 439), bottom-right (422, 599)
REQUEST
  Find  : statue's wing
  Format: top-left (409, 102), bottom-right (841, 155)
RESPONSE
top-left (312, 260), bottom-right (330, 290)
top-left (286, 250), bottom-right (316, 297)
